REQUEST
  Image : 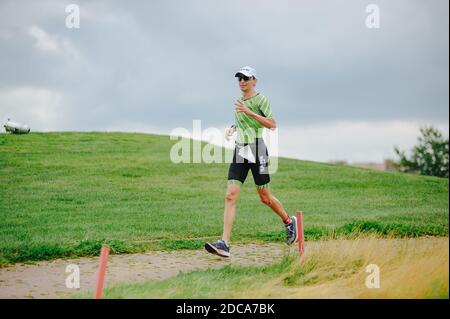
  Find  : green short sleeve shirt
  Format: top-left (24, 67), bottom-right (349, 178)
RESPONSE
top-left (235, 93), bottom-right (272, 144)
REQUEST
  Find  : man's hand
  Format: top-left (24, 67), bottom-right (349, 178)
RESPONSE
top-left (234, 100), bottom-right (253, 115)
top-left (225, 126), bottom-right (236, 141)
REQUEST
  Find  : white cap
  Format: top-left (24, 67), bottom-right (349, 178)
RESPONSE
top-left (235, 66), bottom-right (257, 78)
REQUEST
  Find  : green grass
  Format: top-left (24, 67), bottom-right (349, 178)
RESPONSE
top-left (76, 256), bottom-right (297, 299)
top-left (0, 132), bottom-right (448, 266)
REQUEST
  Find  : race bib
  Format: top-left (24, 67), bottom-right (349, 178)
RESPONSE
top-left (237, 145), bottom-right (256, 163)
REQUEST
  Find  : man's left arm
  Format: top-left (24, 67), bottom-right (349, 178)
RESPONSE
top-left (234, 100), bottom-right (277, 129)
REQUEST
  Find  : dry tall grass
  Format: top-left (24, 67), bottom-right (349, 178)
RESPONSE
top-left (236, 236), bottom-right (449, 299)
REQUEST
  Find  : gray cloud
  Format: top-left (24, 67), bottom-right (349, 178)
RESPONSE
top-left (0, 0), bottom-right (448, 132)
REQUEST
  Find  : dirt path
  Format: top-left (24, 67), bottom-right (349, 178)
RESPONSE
top-left (0, 243), bottom-right (292, 299)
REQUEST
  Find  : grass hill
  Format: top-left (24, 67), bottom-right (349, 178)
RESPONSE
top-left (0, 132), bottom-right (448, 266)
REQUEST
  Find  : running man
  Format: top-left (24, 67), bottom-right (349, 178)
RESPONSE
top-left (205, 66), bottom-right (297, 258)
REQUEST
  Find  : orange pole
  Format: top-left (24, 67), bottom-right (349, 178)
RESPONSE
top-left (296, 211), bottom-right (305, 256)
top-left (94, 245), bottom-right (110, 299)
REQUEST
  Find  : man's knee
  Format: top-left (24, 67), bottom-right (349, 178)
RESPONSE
top-left (226, 189), bottom-right (239, 203)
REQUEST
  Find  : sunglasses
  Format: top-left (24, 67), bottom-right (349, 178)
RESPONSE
top-left (236, 75), bottom-right (254, 82)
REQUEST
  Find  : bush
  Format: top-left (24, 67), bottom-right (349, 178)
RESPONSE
top-left (394, 126), bottom-right (449, 178)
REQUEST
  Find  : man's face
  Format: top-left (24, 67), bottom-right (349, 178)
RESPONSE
top-left (236, 73), bottom-right (256, 92)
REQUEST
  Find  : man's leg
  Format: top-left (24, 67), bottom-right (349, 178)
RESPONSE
top-left (257, 186), bottom-right (298, 245)
top-left (252, 139), bottom-right (290, 221)
top-left (222, 183), bottom-right (241, 242)
top-left (204, 151), bottom-right (248, 257)
top-left (257, 187), bottom-right (290, 223)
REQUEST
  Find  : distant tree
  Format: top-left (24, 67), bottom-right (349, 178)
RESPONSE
top-left (394, 126), bottom-right (449, 178)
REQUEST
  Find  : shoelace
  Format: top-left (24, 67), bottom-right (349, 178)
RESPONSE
top-left (286, 224), bottom-right (294, 237)
top-left (218, 241), bottom-right (229, 249)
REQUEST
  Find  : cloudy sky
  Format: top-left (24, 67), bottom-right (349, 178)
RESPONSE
top-left (0, 0), bottom-right (448, 163)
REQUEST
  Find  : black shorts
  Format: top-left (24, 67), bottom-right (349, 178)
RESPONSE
top-left (227, 138), bottom-right (270, 187)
